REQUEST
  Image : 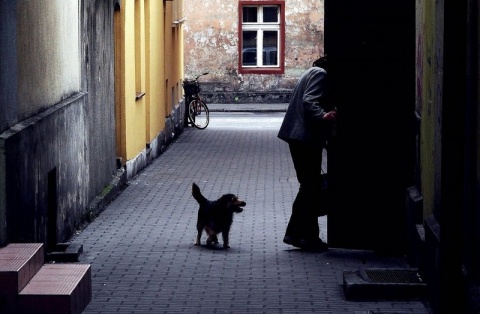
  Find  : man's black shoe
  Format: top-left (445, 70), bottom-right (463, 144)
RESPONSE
top-left (299, 238), bottom-right (328, 252)
top-left (283, 235), bottom-right (302, 248)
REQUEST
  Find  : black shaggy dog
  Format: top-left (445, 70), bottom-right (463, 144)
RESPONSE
top-left (192, 182), bottom-right (246, 249)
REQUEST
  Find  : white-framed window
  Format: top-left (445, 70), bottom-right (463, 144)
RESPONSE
top-left (238, 1), bottom-right (285, 74)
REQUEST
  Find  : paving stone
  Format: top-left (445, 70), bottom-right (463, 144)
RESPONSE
top-left (71, 112), bottom-right (431, 313)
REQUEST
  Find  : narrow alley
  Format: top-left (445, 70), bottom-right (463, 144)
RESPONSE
top-left (72, 111), bottom-right (430, 313)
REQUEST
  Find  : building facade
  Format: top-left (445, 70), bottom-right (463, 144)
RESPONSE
top-left (0, 0), bottom-right (117, 249)
top-left (414, 0), bottom-right (480, 312)
top-left (183, 0), bottom-right (324, 103)
top-left (0, 0), bottom-right (185, 253)
top-left (325, 0), bottom-right (480, 312)
top-left (114, 0), bottom-right (185, 180)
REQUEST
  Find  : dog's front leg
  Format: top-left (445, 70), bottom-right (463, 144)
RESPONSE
top-left (222, 232), bottom-right (230, 249)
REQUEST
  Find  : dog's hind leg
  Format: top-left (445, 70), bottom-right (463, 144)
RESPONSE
top-left (206, 234), bottom-right (219, 246)
top-left (195, 223), bottom-right (204, 245)
top-left (212, 235), bottom-right (219, 244)
top-left (195, 233), bottom-right (202, 245)
top-left (205, 226), bottom-right (219, 246)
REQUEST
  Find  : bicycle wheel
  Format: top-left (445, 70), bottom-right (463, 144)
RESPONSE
top-left (188, 99), bottom-right (209, 129)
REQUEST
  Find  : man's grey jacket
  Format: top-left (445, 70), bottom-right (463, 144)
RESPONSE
top-left (277, 67), bottom-right (329, 148)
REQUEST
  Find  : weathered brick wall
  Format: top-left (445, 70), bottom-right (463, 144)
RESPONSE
top-left (183, 0), bottom-right (324, 103)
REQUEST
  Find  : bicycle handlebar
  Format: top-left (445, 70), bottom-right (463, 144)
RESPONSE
top-left (195, 72), bottom-right (209, 80)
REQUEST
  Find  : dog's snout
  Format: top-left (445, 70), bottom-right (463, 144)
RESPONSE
top-left (233, 200), bottom-right (246, 207)
top-left (234, 200), bottom-right (245, 213)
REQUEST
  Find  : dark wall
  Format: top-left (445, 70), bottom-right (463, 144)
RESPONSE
top-left (81, 0), bottom-right (117, 203)
top-left (5, 94), bottom-right (88, 246)
top-left (325, 0), bottom-right (416, 253)
top-left (0, 1), bottom-right (18, 133)
top-left (2, 1), bottom-right (117, 248)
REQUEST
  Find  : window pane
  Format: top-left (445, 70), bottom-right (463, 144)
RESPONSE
top-left (262, 31), bottom-right (278, 66)
top-left (263, 6), bottom-right (278, 23)
top-left (242, 31), bottom-right (257, 66)
top-left (243, 7), bottom-right (257, 23)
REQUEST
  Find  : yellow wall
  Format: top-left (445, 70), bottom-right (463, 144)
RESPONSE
top-left (115, 0), bottom-right (146, 161)
top-left (145, 0), bottom-right (165, 143)
top-left (114, 6), bottom-right (126, 160)
top-left (115, 0), bottom-right (184, 164)
top-left (165, 2), bottom-right (174, 113)
top-left (165, 0), bottom-right (184, 114)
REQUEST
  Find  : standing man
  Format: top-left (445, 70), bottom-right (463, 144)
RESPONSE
top-left (278, 56), bottom-right (336, 251)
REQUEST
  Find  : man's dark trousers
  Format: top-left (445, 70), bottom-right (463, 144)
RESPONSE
top-left (285, 141), bottom-right (323, 241)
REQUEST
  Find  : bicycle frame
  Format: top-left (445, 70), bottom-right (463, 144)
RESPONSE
top-left (183, 72), bottom-right (209, 129)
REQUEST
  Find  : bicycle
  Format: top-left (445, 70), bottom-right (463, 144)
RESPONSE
top-left (182, 72), bottom-right (210, 129)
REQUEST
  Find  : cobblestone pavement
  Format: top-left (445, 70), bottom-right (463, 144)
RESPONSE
top-left (73, 112), bottom-right (430, 313)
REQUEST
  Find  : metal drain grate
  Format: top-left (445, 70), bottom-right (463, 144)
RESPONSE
top-left (364, 269), bottom-right (423, 284)
top-left (343, 268), bottom-right (427, 300)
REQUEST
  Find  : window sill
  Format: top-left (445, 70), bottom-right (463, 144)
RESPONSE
top-left (239, 67), bottom-right (284, 75)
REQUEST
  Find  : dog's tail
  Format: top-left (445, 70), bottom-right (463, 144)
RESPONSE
top-left (192, 182), bottom-right (207, 205)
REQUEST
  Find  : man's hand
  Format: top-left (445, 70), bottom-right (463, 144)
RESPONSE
top-left (323, 109), bottom-right (337, 121)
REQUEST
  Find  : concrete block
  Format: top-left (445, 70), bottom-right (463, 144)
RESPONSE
top-left (18, 264), bottom-right (91, 314)
top-left (0, 243), bottom-right (44, 313)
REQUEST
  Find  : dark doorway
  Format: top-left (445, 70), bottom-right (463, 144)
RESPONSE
top-left (325, 0), bottom-right (416, 253)
top-left (47, 168), bottom-right (57, 251)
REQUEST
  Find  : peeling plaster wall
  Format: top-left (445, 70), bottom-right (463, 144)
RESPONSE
top-left (183, 0), bottom-right (324, 103)
top-left (1, 94), bottom-right (88, 246)
top-left (17, 1), bottom-right (81, 119)
top-left (81, 0), bottom-right (117, 204)
top-left (285, 1), bottom-right (325, 75)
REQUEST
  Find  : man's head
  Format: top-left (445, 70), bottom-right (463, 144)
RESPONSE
top-left (313, 56), bottom-right (328, 71)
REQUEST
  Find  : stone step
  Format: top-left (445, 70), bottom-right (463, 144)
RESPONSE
top-left (47, 243), bottom-right (84, 263)
top-left (0, 243), bottom-right (44, 311)
top-left (18, 263), bottom-right (92, 314)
